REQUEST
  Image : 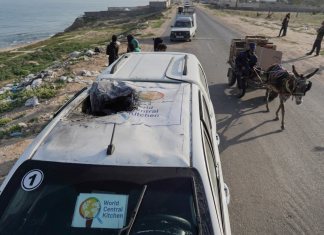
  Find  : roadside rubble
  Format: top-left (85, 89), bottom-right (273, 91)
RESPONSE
top-left (0, 49), bottom-right (101, 112)
top-left (0, 47), bottom-right (104, 140)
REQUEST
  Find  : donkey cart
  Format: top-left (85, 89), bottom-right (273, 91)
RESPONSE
top-left (227, 36), bottom-right (282, 98)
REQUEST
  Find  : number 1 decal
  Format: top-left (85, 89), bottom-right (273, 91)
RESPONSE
top-left (21, 169), bottom-right (44, 191)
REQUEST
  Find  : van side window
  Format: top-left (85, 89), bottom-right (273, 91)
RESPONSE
top-left (198, 65), bottom-right (209, 95)
top-left (202, 127), bottom-right (222, 225)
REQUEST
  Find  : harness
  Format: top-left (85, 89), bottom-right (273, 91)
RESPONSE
top-left (267, 64), bottom-right (297, 97)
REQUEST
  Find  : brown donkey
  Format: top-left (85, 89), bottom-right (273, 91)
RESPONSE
top-left (265, 64), bottom-right (318, 130)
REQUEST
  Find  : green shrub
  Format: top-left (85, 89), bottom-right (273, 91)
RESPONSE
top-left (0, 124), bottom-right (22, 139)
top-left (8, 124), bottom-right (22, 133)
top-left (0, 117), bottom-right (12, 126)
top-left (0, 85), bottom-right (58, 114)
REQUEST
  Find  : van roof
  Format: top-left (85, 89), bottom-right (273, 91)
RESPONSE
top-left (17, 53), bottom-right (208, 168)
top-left (97, 52), bottom-right (201, 86)
top-left (31, 81), bottom-right (192, 168)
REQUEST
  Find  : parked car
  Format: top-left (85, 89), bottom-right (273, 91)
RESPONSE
top-left (0, 52), bottom-right (231, 235)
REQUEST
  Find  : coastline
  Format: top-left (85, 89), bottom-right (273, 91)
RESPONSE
top-left (0, 37), bottom-right (52, 53)
top-left (0, 32), bottom-right (60, 53)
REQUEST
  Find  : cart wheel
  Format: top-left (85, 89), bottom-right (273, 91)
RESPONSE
top-left (227, 68), bottom-right (236, 87)
top-left (237, 78), bottom-right (246, 98)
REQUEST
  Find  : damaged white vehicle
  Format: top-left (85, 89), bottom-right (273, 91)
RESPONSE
top-left (0, 52), bottom-right (231, 235)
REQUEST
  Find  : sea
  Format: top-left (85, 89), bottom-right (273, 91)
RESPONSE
top-left (0, 0), bottom-right (151, 49)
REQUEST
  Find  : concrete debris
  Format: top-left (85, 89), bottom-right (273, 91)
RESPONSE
top-left (31, 79), bottom-right (43, 88)
top-left (80, 70), bottom-right (92, 77)
top-left (60, 76), bottom-right (68, 82)
top-left (18, 122), bottom-right (28, 128)
top-left (0, 87), bottom-right (12, 93)
top-left (85, 50), bottom-right (95, 57)
top-left (25, 97), bottom-right (39, 107)
top-left (69, 51), bottom-right (82, 58)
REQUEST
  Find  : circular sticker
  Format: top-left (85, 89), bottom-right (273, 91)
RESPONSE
top-left (21, 169), bottom-right (44, 191)
top-left (138, 91), bottom-right (164, 101)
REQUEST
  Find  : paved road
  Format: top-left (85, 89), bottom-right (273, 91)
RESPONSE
top-left (164, 7), bottom-right (324, 235)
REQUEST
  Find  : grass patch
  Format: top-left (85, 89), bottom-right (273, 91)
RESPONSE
top-left (151, 19), bottom-right (164, 28)
top-left (28, 117), bottom-right (39, 123)
top-left (141, 33), bottom-right (155, 38)
top-left (0, 85), bottom-right (58, 114)
top-left (0, 117), bottom-right (12, 126)
top-left (0, 124), bottom-right (22, 139)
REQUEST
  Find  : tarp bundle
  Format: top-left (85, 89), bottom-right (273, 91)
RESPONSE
top-left (89, 80), bottom-right (137, 115)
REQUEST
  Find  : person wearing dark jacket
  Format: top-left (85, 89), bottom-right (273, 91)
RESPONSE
top-left (278, 13), bottom-right (290, 37)
top-left (106, 35), bottom-right (119, 65)
top-left (306, 21), bottom-right (324, 56)
top-left (235, 42), bottom-right (258, 86)
top-left (156, 43), bottom-right (167, 51)
top-left (153, 37), bottom-right (163, 51)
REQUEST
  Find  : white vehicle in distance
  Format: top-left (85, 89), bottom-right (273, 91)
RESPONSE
top-left (170, 5), bottom-right (197, 42)
top-left (0, 52), bottom-right (231, 235)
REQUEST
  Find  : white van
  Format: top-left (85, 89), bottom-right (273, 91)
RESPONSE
top-left (0, 52), bottom-right (231, 235)
top-left (170, 6), bottom-right (197, 41)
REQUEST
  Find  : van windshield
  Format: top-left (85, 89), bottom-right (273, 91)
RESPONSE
top-left (175, 21), bottom-right (192, 28)
top-left (0, 161), bottom-right (213, 235)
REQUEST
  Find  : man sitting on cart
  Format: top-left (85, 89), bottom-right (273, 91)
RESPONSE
top-left (235, 42), bottom-right (258, 86)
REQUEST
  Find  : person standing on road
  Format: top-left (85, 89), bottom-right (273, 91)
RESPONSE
top-left (278, 13), bottom-right (290, 37)
top-left (106, 35), bottom-right (120, 66)
top-left (153, 37), bottom-right (163, 51)
top-left (127, 34), bottom-right (141, 52)
top-left (306, 21), bottom-right (324, 56)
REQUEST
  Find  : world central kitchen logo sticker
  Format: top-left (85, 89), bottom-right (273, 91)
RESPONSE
top-left (72, 193), bottom-right (128, 229)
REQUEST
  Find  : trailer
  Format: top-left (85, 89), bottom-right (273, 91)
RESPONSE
top-left (227, 36), bottom-right (283, 98)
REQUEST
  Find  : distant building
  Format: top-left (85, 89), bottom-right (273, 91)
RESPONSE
top-left (107, 6), bottom-right (148, 12)
top-left (149, 0), bottom-right (171, 10)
